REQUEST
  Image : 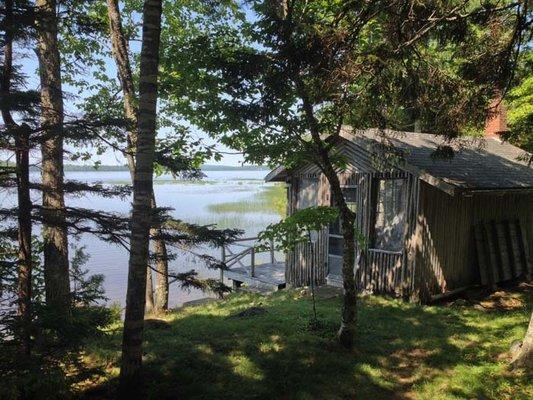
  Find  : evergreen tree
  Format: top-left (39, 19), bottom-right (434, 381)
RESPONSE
top-left (35, 0), bottom-right (71, 321)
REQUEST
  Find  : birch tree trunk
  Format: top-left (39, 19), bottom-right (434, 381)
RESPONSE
top-left (35, 0), bottom-right (70, 318)
top-left (107, 0), bottom-right (169, 313)
top-left (119, 0), bottom-right (162, 396)
top-left (511, 311), bottom-right (533, 370)
top-left (1, 0), bottom-right (32, 355)
top-left (287, 40), bottom-right (357, 350)
top-left (273, 0), bottom-right (357, 349)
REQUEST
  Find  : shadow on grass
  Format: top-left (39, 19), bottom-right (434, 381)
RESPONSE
top-left (80, 291), bottom-right (531, 400)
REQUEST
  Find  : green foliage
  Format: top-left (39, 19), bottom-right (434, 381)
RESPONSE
top-left (164, 1), bottom-right (527, 171)
top-left (0, 301), bottom-right (120, 400)
top-left (505, 50), bottom-right (533, 163)
top-left (259, 206), bottom-right (338, 251)
top-left (70, 246), bottom-right (107, 306)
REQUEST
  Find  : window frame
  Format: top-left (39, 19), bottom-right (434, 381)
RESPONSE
top-left (328, 185), bottom-right (358, 258)
top-left (370, 177), bottom-right (407, 253)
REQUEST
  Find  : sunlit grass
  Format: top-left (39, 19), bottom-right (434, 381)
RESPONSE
top-left (81, 288), bottom-right (532, 399)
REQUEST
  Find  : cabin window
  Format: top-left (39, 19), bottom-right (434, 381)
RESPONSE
top-left (372, 179), bottom-right (406, 252)
top-left (328, 186), bottom-right (358, 267)
top-left (297, 177), bottom-right (318, 209)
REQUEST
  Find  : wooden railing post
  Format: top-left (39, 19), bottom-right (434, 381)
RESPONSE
top-left (269, 238), bottom-right (275, 264)
top-left (220, 245), bottom-right (226, 282)
top-left (250, 247), bottom-right (255, 277)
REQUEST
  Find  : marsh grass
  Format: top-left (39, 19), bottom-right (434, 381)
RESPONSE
top-left (207, 184), bottom-right (286, 216)
top-left (80, 287), bottom-right (532, 400)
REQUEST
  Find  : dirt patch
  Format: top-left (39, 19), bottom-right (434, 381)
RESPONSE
top-left (229, 306), bottom-right (268, 319)
top-left (297, 285), bottom-right (342, 299)
top-left (474, 291), bottom-right (525, 311)
top-left (443, 282), bottom-right (532, 311)
top-left (144, 319), bottom-right (171, 330)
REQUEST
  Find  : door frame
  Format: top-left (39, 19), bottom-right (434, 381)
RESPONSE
top-left (327, 184), bottom-right (358, 283)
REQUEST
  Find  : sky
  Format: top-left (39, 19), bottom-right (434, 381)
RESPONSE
top-left (14, 3), bottom-right (249, 167)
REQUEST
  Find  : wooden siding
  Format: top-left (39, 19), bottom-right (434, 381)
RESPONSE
top-left (414, 181), bottom-right (533, 301)
top-left (361, 250), bottom-right (403, 294)
top-left (286, 167), bottom-right (416, 297)
top-left (285, 174), bottom-right (329, 287)
top-left (286, 229), bottom-right (328, 287)
top-left (284, 135), bottom-right (532, 301)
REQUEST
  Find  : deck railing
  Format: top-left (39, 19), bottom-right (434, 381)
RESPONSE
top-left (220, 237), bottom-right (276, 280)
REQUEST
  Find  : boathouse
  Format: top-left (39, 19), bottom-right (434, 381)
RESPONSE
top-left (265, 126), bottom-right (533, 302)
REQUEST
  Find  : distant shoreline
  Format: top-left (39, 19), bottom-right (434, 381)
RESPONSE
top-left (21, 164), bottom-right (269, 172)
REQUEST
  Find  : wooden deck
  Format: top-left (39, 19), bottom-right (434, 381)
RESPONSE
top-left (220, 237), bottom-right (286, 292)
top-left (225, 261), bottom-right (286, 291)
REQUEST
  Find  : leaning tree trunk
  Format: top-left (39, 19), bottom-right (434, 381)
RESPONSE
top-left (107, 0), bottom-right (169, 313)
top-left (35, 0), bottom-right (70, 318)
top-left (1, 0), bottom-right (32, 355)
top-left (275, 0), bottom-right (358, 349)
top-left (295, 76), bottom-right (358, 349)
top-left (318, 160), bottom-right (358, 349)
top-left (119, 0), bottom-right (162, 396)
top-left (511, 311), bottom-right (533, 370)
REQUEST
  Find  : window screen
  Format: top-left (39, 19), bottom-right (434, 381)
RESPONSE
top-left (329, 187), bottom-right (357, 236)
top-left (329, 186), bottom-right (357, 260)
top-left (373, 179), bottom-right (406, 252)
top-left (297, 177), bottom-right (318, 209)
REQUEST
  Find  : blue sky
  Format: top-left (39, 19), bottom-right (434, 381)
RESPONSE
top-left (14, 3), bottom-right (249, 167)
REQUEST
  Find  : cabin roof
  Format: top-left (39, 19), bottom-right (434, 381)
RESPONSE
top-left (266, 127), bottom-right (533, 195)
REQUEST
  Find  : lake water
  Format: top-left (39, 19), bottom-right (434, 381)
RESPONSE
top-left (0, 169), bottom-right (285, 308)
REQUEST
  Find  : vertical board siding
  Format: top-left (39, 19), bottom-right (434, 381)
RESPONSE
top-left (363, 250), bottom-right (403, 294)
top-left (285, 175), bottom-right (328, 287)
top-left (415, 182), bottom-right (533, 301)
top-left (415, 182), bottom-right (473, 299)
top-left (287, 167), bottom-right (416, 298)
top-left (286, 229), bottom-right (328, 287)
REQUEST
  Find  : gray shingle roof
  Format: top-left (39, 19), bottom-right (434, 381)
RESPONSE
top-left (344, 128), bottom-right (533, 191)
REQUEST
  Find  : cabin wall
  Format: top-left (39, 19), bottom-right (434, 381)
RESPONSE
top-left (285, 173), bottom-right (329, 287)
top-left (364, 173), bottom-right (420, 297)
top-left (414, 182), bottom-right (474, 299)
top-left (285, 166), bottom-right (419, 296)
top-left (414, 182), bottom-right (533, 300)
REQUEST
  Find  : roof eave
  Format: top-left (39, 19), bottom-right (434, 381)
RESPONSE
top-left (264, 166), bottom-right (287, 182)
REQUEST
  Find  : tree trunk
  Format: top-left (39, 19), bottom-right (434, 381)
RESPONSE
top-left (1, 0), bottom-right (32, 355)
top-left (35, 0), bottom-right (70, 318)
top-left (15, 129), bottom-right (32, 355)
top-left (511, 311), bottom-right (533, 370)
top-left (275, 0), bottom-right (358, 349)
top-left (107, 0), bottom-right (169, 313)
top-left (145, 267), bottom-right (154, 314)
top-left (337, 211), bottom-right (357, 348)
top-left (119, 0), bottom-right (162, 396)
top-left (294, 77), bottom-right (358, 349)
top-left (152, 223), bottom-right (169, 311)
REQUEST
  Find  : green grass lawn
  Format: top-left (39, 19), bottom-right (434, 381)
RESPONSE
top-left (81, 287), bottom-right (532, 400)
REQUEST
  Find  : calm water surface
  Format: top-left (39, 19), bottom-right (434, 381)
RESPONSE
top-left (1, 169), bottom-right (284, 307)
